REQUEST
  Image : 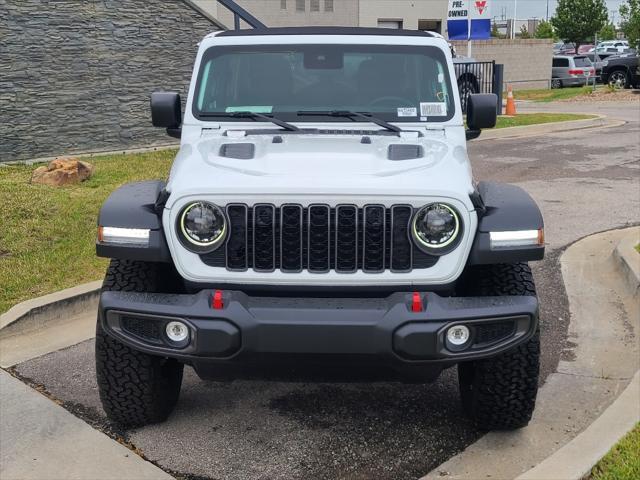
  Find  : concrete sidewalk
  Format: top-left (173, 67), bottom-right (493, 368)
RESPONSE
top-left (0, 370), bottom-right (173, 480)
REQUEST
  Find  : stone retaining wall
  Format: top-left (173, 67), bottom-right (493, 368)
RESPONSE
top-left (0, 0), bottom-right (218, 162)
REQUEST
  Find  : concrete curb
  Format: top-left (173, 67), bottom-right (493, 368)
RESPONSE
top-left (476, 114), bottom-right (623, 141)
top-left (516, 371), bottom-right (640, 480)
top-left (612, 230), bottom-right (640, 296)
top-left (0, 281), bottom-right (101, 330)
top-left (0, 281), bottom-right (101, 367)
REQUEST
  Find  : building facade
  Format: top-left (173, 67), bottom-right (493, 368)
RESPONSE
top-left (194, 0), bottom-right (448, 34)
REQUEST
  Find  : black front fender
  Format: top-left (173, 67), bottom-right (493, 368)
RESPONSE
top-left (468, 181), bottom-right (545, 265)
top-left (96, 180), bottom-right (171, 262)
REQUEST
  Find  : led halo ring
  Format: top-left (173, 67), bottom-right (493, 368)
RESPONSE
top-left (177, 201), bottom-right (227, 253)
top-left (411, 203), bottom-right (462, 254)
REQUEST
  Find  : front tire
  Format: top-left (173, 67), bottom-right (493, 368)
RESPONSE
top-left (457, 263), bottom-right (540, 430)
top-left (95, 259), bottom-right (184, 427)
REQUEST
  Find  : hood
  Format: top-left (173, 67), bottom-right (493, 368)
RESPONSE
top-left (164, 129), bottom-right (474, 208)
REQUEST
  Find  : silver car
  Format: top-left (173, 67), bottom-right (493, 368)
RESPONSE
top-left (551, 55), bottom-right (596, 88)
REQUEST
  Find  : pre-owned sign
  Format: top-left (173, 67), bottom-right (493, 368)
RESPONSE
top-left (447, 0), bottom-right (491, 41)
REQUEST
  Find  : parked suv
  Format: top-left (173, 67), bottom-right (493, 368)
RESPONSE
top-left (552, 55), bottom-right (595, 88)
top-left (95, 27), bottom-right (545, 431)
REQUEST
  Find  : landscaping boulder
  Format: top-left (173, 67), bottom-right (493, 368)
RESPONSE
top-left (30, 158), bottom-right (94, 186)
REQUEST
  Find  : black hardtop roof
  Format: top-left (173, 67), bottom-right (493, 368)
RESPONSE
top-left (217, 26), bottom-right (436, 38)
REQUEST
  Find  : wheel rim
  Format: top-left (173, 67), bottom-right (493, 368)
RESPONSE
top-left (551, 79), bottom-right (561, 89)
top-left (609, 72), bottom-right (626, 89)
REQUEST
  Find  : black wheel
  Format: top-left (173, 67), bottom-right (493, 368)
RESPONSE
top-left (457, 263), bottom-right (540, 430)
top-left (458, 74), bottom-right (479, 113)
top-left (551, 78), bottom-right (562, 89)
top-left (608, 69), bottom-right (629, 89)
top-left (96, 259), bottom-right (184, 427)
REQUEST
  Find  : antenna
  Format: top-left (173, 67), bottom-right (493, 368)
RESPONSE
top-left (216, 0), bottom-right (267, 30)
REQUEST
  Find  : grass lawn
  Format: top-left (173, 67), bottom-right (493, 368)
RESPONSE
top-left (0, 150), bottom-right (174, 314)
top-left (510, 86), bottom-right (595, 102)
top-left (495, 113), bottom-right (595, 129)
top-left (590, 424), bottom-right (640, 480)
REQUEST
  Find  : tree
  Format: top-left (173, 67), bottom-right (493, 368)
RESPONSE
top-left (598, 22), bottom-right (617, 41)
top-left (491, 22), bottom-right (505, 39)
top-left (551, 0), bottom-right (608, 53)
top-left (620, 0), bottom-right (640, 49)
top-left (519, 24), bottom-right (531, 39)
top-left (535, 20), bottom-right (556, 39)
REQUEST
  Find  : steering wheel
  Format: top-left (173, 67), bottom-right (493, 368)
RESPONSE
top-left (370, 96), bottom-right (414, 108)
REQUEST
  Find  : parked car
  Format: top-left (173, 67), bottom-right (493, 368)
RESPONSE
top-left (584, 53), bottom-right (610, 80)
top-left (592, 40), bottom-right (629, 54)
top-left (600, 54), bottom-right (640, 88)
top-left (95, 26), bottom-right (546, 432)
top-left (578, 44), bottom-right (594, 54)
top-left (553, 42), bottom-right (576, 55)
top-left (551, 55), bottom-right (596, 88)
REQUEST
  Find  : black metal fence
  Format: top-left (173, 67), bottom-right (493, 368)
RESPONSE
top-left (454, 60), bottom-right (504, 114)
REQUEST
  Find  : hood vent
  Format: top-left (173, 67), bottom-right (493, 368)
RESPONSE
top-left (388, 144), bottom-right (423, 161)
top-left (219, 143), bottom-right (255, 160)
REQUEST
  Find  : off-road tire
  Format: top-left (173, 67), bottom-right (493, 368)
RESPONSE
top-left (457, 263), bottom-right (540, 430)
top-left (96, 259), bottom-right (184, 427)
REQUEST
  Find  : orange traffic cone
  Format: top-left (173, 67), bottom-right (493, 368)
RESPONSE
top-left (505, 85), bottom-right (517, 116)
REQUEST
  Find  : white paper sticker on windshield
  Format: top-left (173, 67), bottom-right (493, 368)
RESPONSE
top-left (438, 73), bottom-right (444, 83)
top-left (420, 102), bottom-right (447, 117)
top-left (397, 107), bottom-right (417, 117)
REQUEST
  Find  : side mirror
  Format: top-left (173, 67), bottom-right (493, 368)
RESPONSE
top-left (466, 93), bottom-right (498, 140)
top-left (151, 92), bottom-right (182, 139)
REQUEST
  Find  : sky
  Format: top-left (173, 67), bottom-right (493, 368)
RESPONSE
top-left (490, 0), bottom-right (627, 24)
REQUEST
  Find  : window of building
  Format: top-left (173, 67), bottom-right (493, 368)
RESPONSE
top-left (310, 0), bottom-right (320, 11)
top-left (377, 20), bottom-right (403, 29)
top-left (281, 0), bottom-right (286, 9)
top-left (296, 0), bottom-right (305, 11)
top-left (324, 0), bottom-right (333, 11)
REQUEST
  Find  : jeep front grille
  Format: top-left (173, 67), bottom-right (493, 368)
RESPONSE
top-left (200, 204), bottom-right (438, 273)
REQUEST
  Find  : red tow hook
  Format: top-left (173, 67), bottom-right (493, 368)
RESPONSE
top-left (212, 290), bottom-right (224, 310)
top-left (411, 292), bottom-right (424, 312)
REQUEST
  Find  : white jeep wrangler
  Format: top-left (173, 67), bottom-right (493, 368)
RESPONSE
top-left (95, 27), bottom-right (544, 430)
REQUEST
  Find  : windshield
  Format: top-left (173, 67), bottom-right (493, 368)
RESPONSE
top-left (193, 44), bottom-right (455, 123)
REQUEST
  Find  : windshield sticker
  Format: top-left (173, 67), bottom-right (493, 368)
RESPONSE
top-left (420, 102), bottom-right (447, 117)
top-left (397, 107), bottom-right (417, 117)
top-left (438, 73), bottom-right (444, 83)
top-left (225, 106), bottom-right (273, 113)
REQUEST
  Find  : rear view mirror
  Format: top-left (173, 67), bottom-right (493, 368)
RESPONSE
top-left (466, 93), bottom-right (498, 140)
top-left (151, 92), bottom-right (182, 139)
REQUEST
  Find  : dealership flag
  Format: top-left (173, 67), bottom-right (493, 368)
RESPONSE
top-left (447, 0), bottom-right (491, 40)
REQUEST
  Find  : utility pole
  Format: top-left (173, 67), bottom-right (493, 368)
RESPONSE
top-left (512, 0), bottom-right (518, 40)
top-left (546, 0), bottom-right (550, 21)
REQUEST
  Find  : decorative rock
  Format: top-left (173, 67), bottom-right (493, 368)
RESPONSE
top-left (30, 158), bottom-right (94, 186)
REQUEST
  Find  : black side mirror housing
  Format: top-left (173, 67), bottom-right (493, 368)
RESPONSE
top-left (466, 93), bottom-right (498, 140)
top-left (151, 92), bottom-right (182, 139)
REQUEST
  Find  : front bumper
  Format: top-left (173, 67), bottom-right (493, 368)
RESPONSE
top-left (99, 289), bottom-right (538, 378)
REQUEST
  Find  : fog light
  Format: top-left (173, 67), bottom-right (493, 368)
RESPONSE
top-left (165, 321), bottom-right (189, 343)
top-left (447, 325), bottom-right (470, 346)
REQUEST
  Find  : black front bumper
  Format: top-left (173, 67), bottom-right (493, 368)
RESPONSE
top-left (99, 289), bottom-right (538, 380)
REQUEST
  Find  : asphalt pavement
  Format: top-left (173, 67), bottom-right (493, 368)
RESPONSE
top-left (13, 100), bottom-right (640, 480)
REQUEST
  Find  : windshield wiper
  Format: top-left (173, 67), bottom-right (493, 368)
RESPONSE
top-left (297, 110), bottom-right (403, 133)
top-left (199, 111), bottom-right (300, 132)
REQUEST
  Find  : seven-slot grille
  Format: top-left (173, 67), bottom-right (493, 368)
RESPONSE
top-left (200, 204), bottom-right (439, 273)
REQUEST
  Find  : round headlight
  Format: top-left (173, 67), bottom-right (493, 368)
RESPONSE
top-left (412, 203), bottom-right (461, 253)
top-left (178, 201), bottom-right (226, 252)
